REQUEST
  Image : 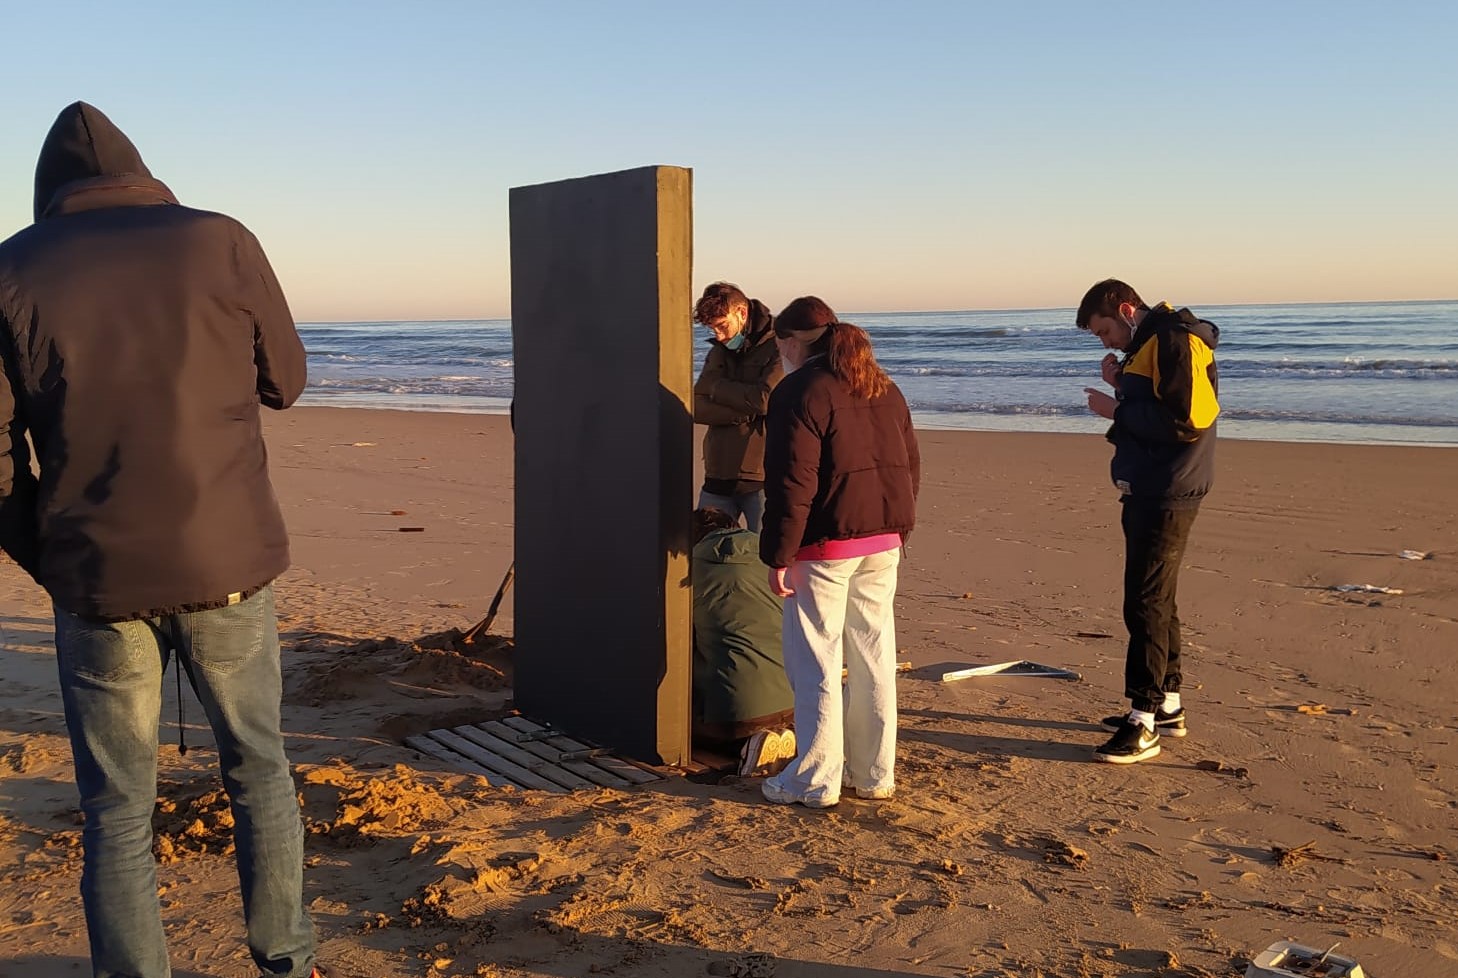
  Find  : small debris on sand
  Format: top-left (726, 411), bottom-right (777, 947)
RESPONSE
top-left (1271, 840), bottom-right (1346, 868)
top-left (1042, 840), bottom-right (1089, 868)
top-left (1195, 759), bottom-right (1251, 779)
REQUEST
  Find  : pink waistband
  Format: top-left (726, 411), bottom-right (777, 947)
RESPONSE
top-left (795, 533), bottom-right (903, 562)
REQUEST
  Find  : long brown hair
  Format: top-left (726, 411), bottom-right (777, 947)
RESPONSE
top-left (826, 322), bottom-right (890, 399)
top-left (776, 296), bottom-right (891, 400)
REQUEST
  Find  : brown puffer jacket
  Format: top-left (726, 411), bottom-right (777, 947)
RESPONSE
top-left (759, 358), bottom-right (920, 568)
top-left (0, 102), bottom-right (304, 619)
top-left (693, 299), bottom-right (783, 484)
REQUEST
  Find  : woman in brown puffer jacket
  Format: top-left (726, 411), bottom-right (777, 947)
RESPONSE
top-left (758, 296), bottom-right (919, 809)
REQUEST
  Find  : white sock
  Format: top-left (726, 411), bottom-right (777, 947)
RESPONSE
top-left (1162, 692), bottom-right (1182, 714)
top-left (1128, 709), bottom-right (1156, 732)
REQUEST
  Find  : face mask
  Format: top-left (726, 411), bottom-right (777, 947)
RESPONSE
top-left (724, 332), bottom-right (746, 351)
top-left (1121, 315), bottom-right (1140, 348)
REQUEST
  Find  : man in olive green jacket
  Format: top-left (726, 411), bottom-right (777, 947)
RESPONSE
top-left (692, 509), bottom-right (794, 775)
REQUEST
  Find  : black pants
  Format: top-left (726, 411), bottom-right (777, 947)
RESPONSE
top-left (1121, 498), bottom-right (1200, 712)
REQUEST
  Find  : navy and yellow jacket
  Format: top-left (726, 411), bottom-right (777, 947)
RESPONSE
top-left (1109, 303), bottom-right (1220, 505)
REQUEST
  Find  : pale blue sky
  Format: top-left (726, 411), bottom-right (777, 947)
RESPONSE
top-left (3, 1), bottom-right (1454, 320)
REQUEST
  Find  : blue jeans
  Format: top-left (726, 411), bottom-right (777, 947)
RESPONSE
top-left (54, 585), bottom-right (315, 978)
top-left (697, 488), bottom-right (765, 533)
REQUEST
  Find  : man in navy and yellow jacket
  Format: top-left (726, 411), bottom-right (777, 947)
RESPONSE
top-left (1078, 279), bottom-right (1220, 765)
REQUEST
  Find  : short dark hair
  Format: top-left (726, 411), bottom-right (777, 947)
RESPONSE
top-left (1075, 279), bottom-right (1148, 329)
top-left (692, 507), bottom-right (738, 544)
top-left (694, 282), bottom-right (749, 325)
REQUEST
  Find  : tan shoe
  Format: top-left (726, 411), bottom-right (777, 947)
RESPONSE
top-left (765, 729), bottom-right (797, 776)
top-left (738, 730), bottom-right (777, 776)
top-left (739, 729), bottom-right (797, 777)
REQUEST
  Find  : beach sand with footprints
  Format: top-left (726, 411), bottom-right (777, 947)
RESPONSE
top-left (2, 408), bottom-right (1455, 977)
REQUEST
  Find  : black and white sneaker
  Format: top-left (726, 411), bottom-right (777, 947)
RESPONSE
top-left (1093, 719), bottom-right (1161, 764)
top-left (1101, 707), bottom-right (1186, 738)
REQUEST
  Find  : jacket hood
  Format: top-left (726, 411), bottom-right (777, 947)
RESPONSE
top-left (692, 528), bottom-right (763, 565)
top-left (745, 298), bottom-right (774, 342)
top-left (1137, 303), bottom-right (1220, 351)
top-left (34, 102), bottom-right (153, 221)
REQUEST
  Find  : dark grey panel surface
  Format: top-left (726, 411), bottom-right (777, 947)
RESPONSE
top-left (509, 166), bottom-right (693, 765)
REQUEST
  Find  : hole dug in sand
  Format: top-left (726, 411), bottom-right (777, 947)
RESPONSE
top-left (287, 628), bottom-right (514, 710)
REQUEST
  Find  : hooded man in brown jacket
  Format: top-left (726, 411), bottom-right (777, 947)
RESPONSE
top-left (692, 281), bottom-right (783, 531)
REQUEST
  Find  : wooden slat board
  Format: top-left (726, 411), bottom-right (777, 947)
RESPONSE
top-left (477, 719), bottom-right (631, 789)
top-left (402, 734), bottom-right (501, 785)
top-left (499, 716), bottom-right (663, 785)
top-left (404, 717), bottom-right (665, 792)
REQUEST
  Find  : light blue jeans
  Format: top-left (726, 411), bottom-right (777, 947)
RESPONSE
top-left (54, 585), bottom-right (315, 978)
top-left (765, 549), bottom-right (901, 806)
top-left (697, 488), bottom-right (765, 533)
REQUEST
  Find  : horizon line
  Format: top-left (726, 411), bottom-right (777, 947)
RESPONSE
top-left (296, 295), bottom-right (1458, 326)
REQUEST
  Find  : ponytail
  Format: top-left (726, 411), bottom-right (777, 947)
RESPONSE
top-left (775, 296), bottom-right (891, 400)
top-left (826, 322), bottom-right (890, 400)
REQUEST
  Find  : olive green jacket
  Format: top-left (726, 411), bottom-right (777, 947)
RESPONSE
top-left (692, 528), bottom-right (791, 726)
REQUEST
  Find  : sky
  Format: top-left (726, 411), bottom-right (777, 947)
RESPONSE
top-left (2, 1), bottom-right (1455, 322)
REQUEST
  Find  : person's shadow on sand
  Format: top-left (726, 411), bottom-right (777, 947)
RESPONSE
top-left (901, 706), bottom-right (1100, 733)
top-left (3, 957), bottom-right (208, 978)
top-left (898, 722), bottom-right (1093, 764)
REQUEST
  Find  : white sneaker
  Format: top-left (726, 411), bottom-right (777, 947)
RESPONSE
top-left (762, 777), bottom-right (838, 809)
top-left (843, 767), bottom-right (893, 799)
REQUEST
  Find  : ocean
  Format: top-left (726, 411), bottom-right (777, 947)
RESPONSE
top-left (298, 300), bottom-right (1458, 446)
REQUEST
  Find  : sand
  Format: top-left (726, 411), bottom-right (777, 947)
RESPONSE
top-left (1, 407), bottom-right (1455, 978)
